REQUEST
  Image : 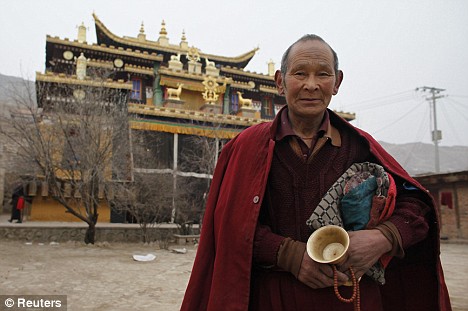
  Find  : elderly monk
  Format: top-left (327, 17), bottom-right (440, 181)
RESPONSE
top-left (181, 34), bottom-right (451, 311)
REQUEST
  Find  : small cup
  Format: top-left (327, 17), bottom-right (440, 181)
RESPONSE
top-left (306, 225), bottom-right (350, 265)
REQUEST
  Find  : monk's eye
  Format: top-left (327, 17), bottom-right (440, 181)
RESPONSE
top-left (293, 71), bottom-right (307, 77)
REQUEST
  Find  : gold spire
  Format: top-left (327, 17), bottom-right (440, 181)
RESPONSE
top-left (138, 21), bottom-right (146, 41)
top-left (180, 29), bottom-right (188, 49)
top-left (158, 20), bottom-right (169, 46)
top-left (160, 20), bottom-right (167, 37)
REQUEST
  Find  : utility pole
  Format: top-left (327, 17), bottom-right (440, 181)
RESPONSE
top-left (416, 86), bottom-right (446, 173)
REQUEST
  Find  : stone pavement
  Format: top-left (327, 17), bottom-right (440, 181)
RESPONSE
top-left (440, 242), bottom-right (468, 311)
top-left (0, 214), bottom-right (467, 310)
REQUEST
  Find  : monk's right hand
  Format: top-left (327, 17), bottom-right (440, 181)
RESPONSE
top-left (297, 251), bottom-right (349, 289)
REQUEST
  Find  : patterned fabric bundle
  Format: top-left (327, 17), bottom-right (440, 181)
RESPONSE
top-left (306, 162), bottom-right (397, 284)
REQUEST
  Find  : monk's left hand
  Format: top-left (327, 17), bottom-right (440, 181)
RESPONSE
top-left (338, 229), bottom-right (392, 280)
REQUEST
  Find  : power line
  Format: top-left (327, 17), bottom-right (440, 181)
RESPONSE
top-left (347, 90), bottom-right (416, 111)
top-left (372, 100), bottom-right (425, 135)
top-left (401, 106), bottom-right (430, 168)
top-left (439, 100), bottom-right (464, 145)
top-left (445, 98), bottom-right (468, 117)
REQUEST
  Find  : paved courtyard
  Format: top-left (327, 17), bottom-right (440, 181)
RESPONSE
top-left (440, 242), bottom-right (468, 311)
top-left (0, 239), bottom-right (466, 310)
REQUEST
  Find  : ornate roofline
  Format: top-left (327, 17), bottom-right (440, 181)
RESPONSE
top-left (124, 64), bottom-right (154, 76)
top-left (128, 103), bottom-right (263, 127)
top-left (47, 36), bottom-right (163, 62)
top-left (158, 67), bottom-right (232, 84)
top-left (36, 72), bottom-right (133, 89)
top-left (259, 85), bottom-right (278, 94)
top-left (93, 13), bottom-right (258, 66)
top-left (130, 119), bottom-right (242, 140)
top-left (221, 66), bottom-right (274, 81)
top-left (129, 104), bottom-right (355, 125)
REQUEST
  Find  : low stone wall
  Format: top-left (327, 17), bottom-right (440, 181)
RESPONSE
top-left (0, 224), bottom-right (188, 244)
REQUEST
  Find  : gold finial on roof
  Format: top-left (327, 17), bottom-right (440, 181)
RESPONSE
top-left (158, 20), bottom-right (169, 46)
top-left (181, 30), bottom-right (186, 42)
top-left (138, 21), bottom-right (146, 41)
top-left (180, 29), bottom-right (188, 49)
top-left (160, 20), bottom-right (167, 36)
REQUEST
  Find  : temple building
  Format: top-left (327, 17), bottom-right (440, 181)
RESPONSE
top-left (29, 13), bottom-right (355, 223)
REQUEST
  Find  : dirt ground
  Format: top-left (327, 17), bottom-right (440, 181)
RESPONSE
top-left (0, 241), bottom-right (467, 310)
top-left (0, 241), bottom-right (196, 310)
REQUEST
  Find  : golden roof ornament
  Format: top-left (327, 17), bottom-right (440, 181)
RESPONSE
top-left (138, 21), bottom-right (146, 41)
top-left (186, 46), bottom-right (201, 62)
top-left (180, 30), bottom-right (188, 49)
top-left (160, 20), bottom-right (168, 36)
top-left (158, 20), bottom-right (169, 46)
top-left (205, 58), bottom-right (220, 77)
top-left (202, 76), bottom-right (220, 104)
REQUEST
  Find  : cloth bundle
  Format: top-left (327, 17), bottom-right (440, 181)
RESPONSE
top-left (307, 162), bottom-right (396, 284)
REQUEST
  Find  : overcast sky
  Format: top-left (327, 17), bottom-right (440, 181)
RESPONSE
top-left (1, 0), bottom-right (467, 146)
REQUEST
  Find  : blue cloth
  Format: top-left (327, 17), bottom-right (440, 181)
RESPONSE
top-left (341, 176), bottom-right (377, 231)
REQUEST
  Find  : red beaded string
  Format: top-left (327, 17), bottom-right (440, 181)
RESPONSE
top-left (333, 265), bottom-right (361, 311)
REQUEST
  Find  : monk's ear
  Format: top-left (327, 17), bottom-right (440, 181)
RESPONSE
top-left (275, 70), bottom-right (285, 95)
top-left (333, 70), bottom-right (344, 95)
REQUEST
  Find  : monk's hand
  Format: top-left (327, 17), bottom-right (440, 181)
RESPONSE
top-left (297, 251), bottom-right (349, 289)
top-left (338, 229), bottom-right (392, 280)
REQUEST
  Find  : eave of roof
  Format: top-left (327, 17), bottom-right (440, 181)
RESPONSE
top-left (46, 36), bottom-right (163, 62)
top-left (128, 103), bottom-right (263, 128)
top-left (93, 13), bottom-right (258, 68)
top-left (221, 66), bottom-right (274, 81)
top-left (36, 72), bottom-right (133, 89)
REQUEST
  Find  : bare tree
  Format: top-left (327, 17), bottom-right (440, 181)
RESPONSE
top-left (177, 121), bottom-right (226, 229)
top-left (109, 129), bottom-right (175, 243)
top-left (0, 77), bottom-right (131, 244)
top-left (109, 173), bottom-right (174, 243)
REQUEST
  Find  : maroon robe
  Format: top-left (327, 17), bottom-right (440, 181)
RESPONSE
top-left (181, 108), bottom-right (451, 311)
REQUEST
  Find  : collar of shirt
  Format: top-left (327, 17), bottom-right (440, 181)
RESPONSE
top-left (275, 107), bottom-right (341, 148)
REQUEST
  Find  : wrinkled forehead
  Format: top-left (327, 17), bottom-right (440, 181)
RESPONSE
top-left (287, 40), bottom-right (335, 67)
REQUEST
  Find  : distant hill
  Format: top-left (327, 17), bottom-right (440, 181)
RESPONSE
top-left (0, 73), bottom-right (35, 104)
top-left (380, 141), bottom-right (468, 176)
top-left (0, 73), bottom-right (36, 117)
top-left (1, 73), bottom-right (467, 176)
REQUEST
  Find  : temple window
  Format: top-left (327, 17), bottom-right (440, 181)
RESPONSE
top-left (263, 97), bottom-right (273, 117)
top-left (230, 92), bottom-right (239, 113)
top-left (131, 78), bottom-right (142, 100)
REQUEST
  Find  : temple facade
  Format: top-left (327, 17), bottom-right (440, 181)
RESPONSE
top-left (29, 14), bottom-right (355, 223)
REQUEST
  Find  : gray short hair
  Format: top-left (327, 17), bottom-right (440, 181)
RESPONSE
top-left (280, 34), bottom-right (339, 77)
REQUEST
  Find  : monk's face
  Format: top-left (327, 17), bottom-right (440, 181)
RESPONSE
top-left (275, 40), bottom-right (343, 122)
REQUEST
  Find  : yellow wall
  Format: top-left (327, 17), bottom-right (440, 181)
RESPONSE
top-left (29, 196), bottom-right (111, 222)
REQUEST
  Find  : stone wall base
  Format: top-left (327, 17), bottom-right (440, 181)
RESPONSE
top-left (0, 225), bottom-right (199, 244)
